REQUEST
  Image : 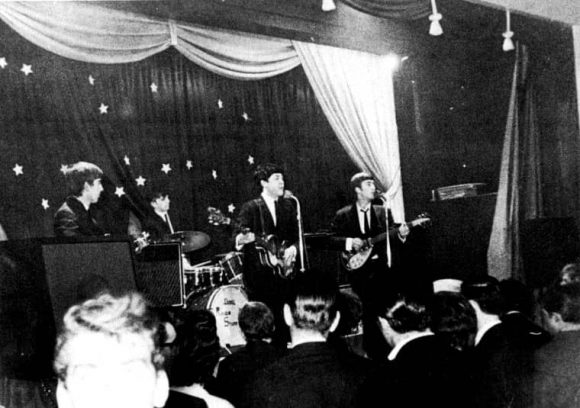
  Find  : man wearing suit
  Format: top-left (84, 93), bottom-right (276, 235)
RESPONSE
top-left (54, 161), bottom-right (106, 237)
top-left (239, 275), bottom-right (372, 408)
top-left (330, 172), bottom-right (409, 359)
top-left (141, 191), bottom-right (175, 243)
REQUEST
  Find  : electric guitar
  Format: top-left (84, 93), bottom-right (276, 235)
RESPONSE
top-left (207, 207), bottom-right (296, 279)
top-left (341, 214), bottom-right (431, 271)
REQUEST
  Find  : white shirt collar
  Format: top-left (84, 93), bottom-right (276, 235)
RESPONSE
top-left (475, 320), bottom-right (502, 346)
top-left (387, 331), bottom-right (434, 361)
top-left (261, 192), bottom-right (278, 225)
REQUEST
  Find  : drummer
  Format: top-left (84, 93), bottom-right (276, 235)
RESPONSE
top-left (141, 190), bottom-right (176, 243)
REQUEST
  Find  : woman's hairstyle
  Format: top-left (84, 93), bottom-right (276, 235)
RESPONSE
top-left (54, 292), bottom-right (162, 381)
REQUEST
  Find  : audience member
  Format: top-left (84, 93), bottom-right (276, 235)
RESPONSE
top-left (239, 274), bottom-right (372, 408)
top-left (430, 291), bottom-right (477, 352)
top-left (53, 292), bottom-right (169, 408)
top-left (360, 291), bottom-right (465, 408)
top-left (533, 283), bottom-right (580, 408)
top-left (462, 275), bottom-right (526, 408)
top-left (166, 309), bottom-right (231, 408)
top-left (215, 302), bottom-right (282, 406)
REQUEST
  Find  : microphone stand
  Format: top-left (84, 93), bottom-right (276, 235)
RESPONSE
top-left (287, 194), bottom-right (307, 273)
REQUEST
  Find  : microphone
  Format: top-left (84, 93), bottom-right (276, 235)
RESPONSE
top-left (284, 190), bottom-right (294, 199)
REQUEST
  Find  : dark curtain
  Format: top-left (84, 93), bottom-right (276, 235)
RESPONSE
top-left (0, 21), bottom-right (357, 257)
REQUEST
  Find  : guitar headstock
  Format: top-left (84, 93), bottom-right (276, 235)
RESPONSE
top-left (413, 212), bottom-right (432, 228)
top-left (207, 206), bottom-right (231, 226)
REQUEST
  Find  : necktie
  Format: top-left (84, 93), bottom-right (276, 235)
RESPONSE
top-left (165, 213), bottom-right (174, 234)
top-left (361, 208), bottom-right (370, 235)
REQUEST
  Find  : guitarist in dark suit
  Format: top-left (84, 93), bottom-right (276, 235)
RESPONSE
top-left (235, 163), bottom-right (299, 346)
top-left (330, 172), bottom-right (410, 360)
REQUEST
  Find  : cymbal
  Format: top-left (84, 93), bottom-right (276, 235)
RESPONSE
top-left (166, 231), bottom-right (211, 253)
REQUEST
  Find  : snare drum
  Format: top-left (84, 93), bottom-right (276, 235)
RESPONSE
top-left (218, 252), bottom-right (244, 283)
top-left (184, 266), bottom-right (225, 295)
top-left (188, 284), bottom-right (249, 348)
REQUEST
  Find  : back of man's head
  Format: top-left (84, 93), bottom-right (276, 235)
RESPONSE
top-left (377, 291), bottom-right (430, 334)
top-left (239, 301), bottom-right (275, 341)
top-left (461, 275), bottom-right (504, 316)
top-left (542, 283), bottom-right (580, 324)
top-left (285, 273), bottom-right (339, 336)
top-left (63, 161), bottom-right (103, 197)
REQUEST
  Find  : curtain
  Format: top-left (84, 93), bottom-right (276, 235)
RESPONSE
top-left (294, 41), bottom-right (405, 221)
top-left (487, 44), bottom-right (539, 281)
top-left (0, 2), bottom-right (300, 79)
top-left (340, 0), bottom-right (430, 20)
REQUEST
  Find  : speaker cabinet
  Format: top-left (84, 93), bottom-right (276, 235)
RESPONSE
top-left (42, 240), bottom-right (137, 323)
top-left (520, 217), bottom-right (580, 288)
top-left (134, 243), bottom-right (185, 308)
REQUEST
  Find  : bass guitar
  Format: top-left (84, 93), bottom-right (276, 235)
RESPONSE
top-left (208, 206), bottom-right (296, 279)
top-left (341, 214), bottom-right (431, 271)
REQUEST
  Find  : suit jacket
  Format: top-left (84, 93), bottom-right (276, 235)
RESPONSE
top-left (236, 197), bottom-right (298, 246)
top-left (54, 197), bottom-right (106, 237)
top-left (164, 390), bottom-right (208, 408)
top-left (239, 341), bottom-right (372, 408)
top-left (141, 211), bottom-right (173, 242)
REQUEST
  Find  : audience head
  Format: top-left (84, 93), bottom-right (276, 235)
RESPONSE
top-left (461, 275), bottom-right (504, 316)
top-left (54, 292), bottom-right (168, 408)
top-left (167, 309), bottom-right (221, 388)
top-left (63, 161), bottom-right (103, 200)
top-left (558, 262), bottom-right (580, 286)
top-left (238, 301), bottom-right (275, 341)
top-left (430, 291), bottom-right (477, 352)
top-left (376, 292), bottom-right (431, 346)
top-left (541, 283), bottom-right (580, 333)
top-left (284, 273), bottom-right (340, 338)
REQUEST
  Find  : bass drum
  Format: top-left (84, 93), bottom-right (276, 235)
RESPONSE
top-left (188, 284), bottom-right (249, 348)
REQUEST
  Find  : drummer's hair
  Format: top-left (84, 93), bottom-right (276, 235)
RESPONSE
top-left (254, 163), bottom-right (284, 187)
top-left (287, 273), bottom-right (339, 335)
top-left (239, 301), bottom-right (275, 341)
top-left (62, 161), bottom-right (103, 197)
top-left (54, 292), bottom-right (163, 381)
top-left (147, 190), bottom-right (169, 203)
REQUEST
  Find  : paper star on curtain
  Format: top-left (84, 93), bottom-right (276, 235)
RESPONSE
top-left (212, 170), bottom-right (218, 179)
top-left (186, 160), bottom-right (193, 170)
top-left (161, 163), bottom-right (172, 174)
top-left (88, 75), bottom-right (95, 85)
top-left (248, 155), bottom-right (254, 165)
top-left (12, 164), bottom-right (23, 176)
top-left (60, 164), bottom-right (68, 174)
top-left (242, 112), bottom-right (250, 121)
top-left (0, 58), bottom-right (7, 69)
top-left (135, 176), bottom-right (146, 186)
top-left (228, 203), bottom-right (236, 213)
top-left (123, 155), bottom-right (130, 165)
top-left (115, 187), bottom-right (125, 197)
top-left (99, 103), bottom-right (108, 114)
top-left (41, 199), bottom-right (49, 210)
top-left (150, 83), bottom-right (158, 93)
top-left (217, 99), bottom-right (223, 109)
top-left (20, 64), bottom-right (32, 76)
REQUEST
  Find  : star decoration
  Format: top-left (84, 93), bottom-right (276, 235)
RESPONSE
top-left (99, 103), bottom-right (108, 114)
top-left (20, 64), bottom-right (33, 76)
top-left (41, 199), bottom-right (50, 210)
top-left (0, 58), bottom-right (7, 69)
top-left (248, 155), bottom-right (255, 165)
top-left (88, 75), bottom-right (95, 85)
top-left (114, 187), bottom-right (125, 197)
top-left (12, 164), bottom-right (23, 176)
top-left (135, 175), bottom-right (146, 186)
top-left (217, 99), bottom-right (223, 109)
top-left (186, 160), bottom-right (193, 170)
top-left (60, 164), bottom-right (68, 174)
top-left (242, 112), bottom-right (250, 121)
top-left (212, 170), bottom-right (218, 179)
top-left (161, 163), bottom-right (172, 174)
top-left (228, 203), bottom-right (236, 213)
top-left (150, 83), bottom-right (158, 93)
top-left (123, 155), bottom-right (130, 165)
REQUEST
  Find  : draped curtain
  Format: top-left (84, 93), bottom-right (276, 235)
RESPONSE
top-left (0, 1), bottom-right (405, 221)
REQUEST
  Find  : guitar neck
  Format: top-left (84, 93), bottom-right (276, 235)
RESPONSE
top-left (369, 219), bottom-right (425, 245)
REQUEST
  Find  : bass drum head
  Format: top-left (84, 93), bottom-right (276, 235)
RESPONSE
top-left (188, 284), bottom-right (249, 348)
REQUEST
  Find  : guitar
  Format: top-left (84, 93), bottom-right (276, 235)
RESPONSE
top-left (341, 214), bottom-right (431, 271)
top-left (207, 207), bottom-right (296, 279)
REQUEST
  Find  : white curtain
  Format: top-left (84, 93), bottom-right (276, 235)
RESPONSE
top-left (0, 2), bottom-right (300, 79)
top-left (294, 41), bottom-right (405, 221)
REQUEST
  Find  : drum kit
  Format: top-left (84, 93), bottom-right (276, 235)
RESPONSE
top-left (169, 230), bottom-right (248, 348)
